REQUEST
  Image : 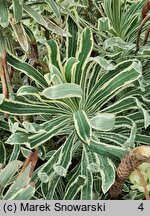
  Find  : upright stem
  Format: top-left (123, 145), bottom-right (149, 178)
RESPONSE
top-left (136, 15), bottom-right (150, 51)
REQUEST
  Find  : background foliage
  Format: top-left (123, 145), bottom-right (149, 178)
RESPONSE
top-left (0, 0), bottom-right (150, 200)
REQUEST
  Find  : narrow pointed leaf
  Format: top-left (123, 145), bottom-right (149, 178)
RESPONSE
top-left (7, 52), bottom-right (47, 88)
top-left (87, 61), bottom-right (142, 110)
top-left (12, 0), bottom-right (23, 22)
top-left (11, 22), bottom-right (29, 53)
top-left (75, 28), bottom-right (93, 85)
top-left (53, 132), bottom-right (76, 177)
top-left (64, 57), bottom-right (79, 82)
top-left (0, 100), bottom-right (68, 115)
top-left (46, 40), bottom-right (62, 70)
top-left (9, 145), bottom-right (21, 162)
top-left (135, 98), bottom-right (150, 129)
top-left (38, 149), bottom-right (61, 182)
top-left (66, 16), bottom-right (78, 58)
top-left (64, 175), bottom-right (87, 200)
top-left (81, 146), bottom-right (93, 200)
top-left (0, 141), bottom-right (6, 164)
top-left (29, 117), bottom-right (69, 148)
top-left (23, 5), bottom-right (70, 37)
top-left (0, 0), bottom-right (9, 27)
top-left (6, 132), bottom-right (29, 145)
top-left (73, 110), bottom-right (92, 144)
top-left (98, 155), bottom-right (115, 193)
top-left (0, 29), bottom-right (6, 56)
top-left (44, 0), bottom-right (61, 20)
top-left (89, 139), bottom-right (128, 159)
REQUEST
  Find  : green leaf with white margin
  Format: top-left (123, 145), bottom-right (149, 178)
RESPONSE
top-left (8, 119), bottom-right (19, 133)
top-left (6, 183), bottom-right (35, 200)
top-left (96, 131), bottom-right (127, 146)
top-left (6, 52), bottom-right (47, 88)
top-left (44, 0), bottom-right (61, 20)
top-left (101, 96), bottom-right (138, 114)
top-left (0, 160), bottom-right (22, 188)
top-left (103, 37), bottom-right (134, 50)
top-left (86, 60), bottom-right (142, 110)
top-left (64, 57), bottom-right (79, 82)
top-left (81, 145), bottom-right (93, 200)
top-left (90, 113), bottom-right (115, 131)
top-left (127, 110), bottom-right (146, 128)
top-left (65, 164), bottom-right (81, 193)
top-left (92, 114), bottom-right (136, 148)
top-left (17, 84), bottom-right (77, 112)
top-left (6, 132), bottom-right (29, 145)
top-left (90, 56), bottom-right (116, 70)
top-left (111, 116), bottom-right (137, 148)
top-left (12, 0), bottom-right (23, 22)
top-left (23, 5), bottom-right (70, 37)
top-left (86, 60), bottom-right (134, 104)
top-left (73, 110), bottom-right (92, 144)
top-left (66, 16), bottom-right (78, 58)
top-left (0, 119), bottom-right (9, 131)
top-left (11, 22), bottom-right (29, 53)
top-left (45, 16), bottom-right (71, 37)
top-left (0, 141), bottom-right (6, 164)
top-left (44, 64), bottom-right (65, 85)
top-left (45, 172), bottom-right (61, 199)
top-left (124, 120), bottom-right (137, 148)
top-left (23, 4), bottom-right (47, 27)
top-left (0, 94), bottom-right (4, 104)
top-left (42, 83), bottom-right (83, 99)
top-left (0, 29), bottom-right (5, 56)
top-left (53, 132), bottom-right (76, 177)
top-left (136, 134), bottom-right (150, 145)
top-left (75, 28), bottom-right (93, 85)
top-left (0, 99), bottom-right (69, 115)
top-left (87, 151), bottom-right (101, 173)
top-left (0, 0), bottom-right (9, 27)
top-left (21, 147), bottom-right (32, 159)
top-left (41, 132), bottom-right (76, 199)
top-left (114, 116), bottom-right (137, 130)
top-left (9, 145), bottom-right (21, 162)
top-left (3, 163), bottom-right (32, 199)
top-left (17, 86), bottom-right (39, 97)
top-left (89, 139), bottom-right (129, 159)
top-left (29, 117), bottom-right (69, 148)
top-left (135, 98), bottom-right (150, 129)
top-left (64, 175), bottom-right (87, 200)
top-left (98, 17), bottom-right (111, 32)
top-left (46, 40), bottom-right (63, 72)
top-left (38, 148), bottom-right (61, 182)
top-left (98, 155), bottom-right (115, 193)
top-left (22, 122), bottom-right (46, 134)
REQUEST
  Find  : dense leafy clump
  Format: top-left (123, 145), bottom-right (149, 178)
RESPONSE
top-left (0, 0), bottom-right (150, 200)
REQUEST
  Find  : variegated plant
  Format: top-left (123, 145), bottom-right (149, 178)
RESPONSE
top-left (1, 14), bottom-right (150, 200)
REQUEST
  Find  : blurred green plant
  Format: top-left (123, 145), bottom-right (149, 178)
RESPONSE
top-left (101, 0), bottom-right (145, 42)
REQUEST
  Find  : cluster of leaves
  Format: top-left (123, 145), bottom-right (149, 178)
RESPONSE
top-left (0, 0), bottom-right (150, 200)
